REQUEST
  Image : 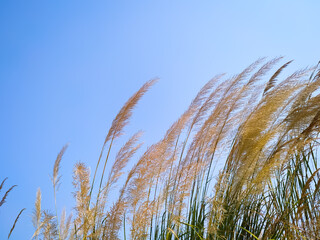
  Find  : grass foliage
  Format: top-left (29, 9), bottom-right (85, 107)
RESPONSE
top-left (30, 58), bottom-right (320, 239)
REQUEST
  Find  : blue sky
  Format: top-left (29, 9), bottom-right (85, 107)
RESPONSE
top-left (1, 1), bottom-right (320, 239)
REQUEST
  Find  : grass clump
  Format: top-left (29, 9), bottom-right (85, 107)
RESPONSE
top-left (31, 58), bottom-right (320, 239)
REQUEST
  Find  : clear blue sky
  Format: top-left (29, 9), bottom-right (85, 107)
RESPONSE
top-left (1, 1), bottom-right (320, 239)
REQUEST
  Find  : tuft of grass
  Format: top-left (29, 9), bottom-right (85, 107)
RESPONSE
top-left (30, 59), bottom-right (320, 239)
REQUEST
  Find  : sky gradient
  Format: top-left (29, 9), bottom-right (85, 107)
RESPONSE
top-left (1, 1), bottom-right (320, 239)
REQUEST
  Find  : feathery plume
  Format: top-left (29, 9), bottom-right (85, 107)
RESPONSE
top-left (72, 162), bottom-right (91, 237)
top-left (52, 144), bottom-right (68, 189)
top-left (263, 60), bottom-right (293, 95)
top-left (62, 213), bottom-right (72, 240)
top-left (0, 184), bottom-right (16, 207)
top-left (107, 131), bottom-right (143, 191)
top-left (32, 188), bottom-right (42, 240)
top-left (105, 79), bottom-right (158, 143)
top-left (59, 208), bottom-right (66, 240)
